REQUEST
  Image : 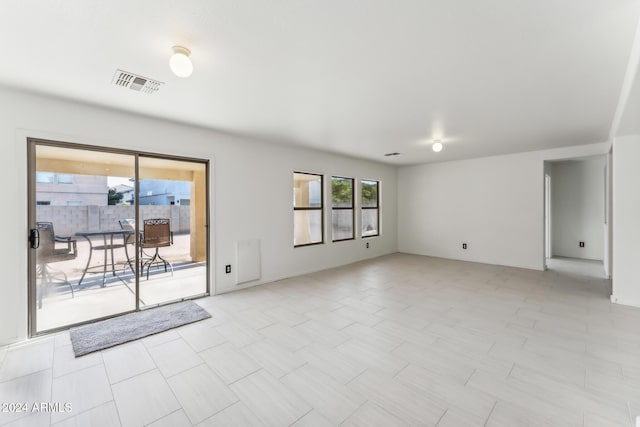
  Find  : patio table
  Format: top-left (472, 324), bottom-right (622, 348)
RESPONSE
top-left (75, 229), bottom-right (135, 287)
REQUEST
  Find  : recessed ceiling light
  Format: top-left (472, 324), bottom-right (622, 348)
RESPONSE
top-left (432, 141), bottom-right (443, 152)
top-left (169, 46), bottom-right (193, 78)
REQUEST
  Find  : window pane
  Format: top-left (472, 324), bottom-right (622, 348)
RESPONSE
top-left (57, 174), bottom-right (74, 184)
top-left (362, 180), bottom-right (378, 207)
top-left (294, 210), bottom-right (323, 245)
top-left (294, 173), bottom-right (322, 208)
top-left (331, 177), bottom-right (353, 208)
top-left (36, 172), bottom-right (54, 183)
top-left (362, 209), bottom-right (379, 236)
top-left (332, 209), bottom-right (354, 241)
top-left (33, 144), bottom-right (136, 333)
top-left (138, 156), bottom-right (208, 305)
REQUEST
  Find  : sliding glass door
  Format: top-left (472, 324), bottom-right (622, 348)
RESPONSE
top-left (28, 139), bottom-right (209, 335)
top-left (137, 156), bottom-right (208, 307)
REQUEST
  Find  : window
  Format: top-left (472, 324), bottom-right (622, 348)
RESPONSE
top-left (331, 176), bottom-right (354, 241)
top-left (35, 172), bottom-right (54, 183)
top-left (56, 174), bottom-right (74, 184)
top-left (361, 180), bottom-right (379, 237)
top-left (293, 172), bottom-right (323, 246)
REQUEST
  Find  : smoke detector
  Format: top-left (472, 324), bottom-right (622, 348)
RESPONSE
top-left (111, 69), bottom-right (163, 94)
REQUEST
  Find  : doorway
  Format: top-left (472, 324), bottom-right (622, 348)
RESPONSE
top-left (544, 156), bottom-right (607, 278)
top-left (27, 139), bottom-right (209, 336)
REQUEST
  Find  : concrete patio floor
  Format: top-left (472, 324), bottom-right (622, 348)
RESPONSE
top-left (35, 234), bottom-right (208, 332)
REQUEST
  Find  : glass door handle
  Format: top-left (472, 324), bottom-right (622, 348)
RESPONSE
top-left (29, 228), bottom-right (39, 249)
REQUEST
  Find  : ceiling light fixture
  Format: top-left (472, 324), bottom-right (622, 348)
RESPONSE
top-left (432, 141), bottom-right (443, 152)
top-left (169, 46), bottom-right (193, 78)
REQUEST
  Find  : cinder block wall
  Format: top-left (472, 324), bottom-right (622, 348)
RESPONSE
top-left (36, 205), bottom-right (191, 236)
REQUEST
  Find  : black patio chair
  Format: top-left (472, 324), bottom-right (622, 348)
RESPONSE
top-left (35, 222), bottom-right (77, 308)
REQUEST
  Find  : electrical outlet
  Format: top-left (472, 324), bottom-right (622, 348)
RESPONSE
top-left (225, 265), bottom-right (231, 274)
top-left (462, 243), bottom-right (467, 250)
top-left (366, 242), bottom-right (369, 249)
top-left (579, 241), bottom-right (585, 248)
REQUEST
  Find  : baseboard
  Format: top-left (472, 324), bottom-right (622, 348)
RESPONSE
top-left (610, 294), bottom-right (640, 308)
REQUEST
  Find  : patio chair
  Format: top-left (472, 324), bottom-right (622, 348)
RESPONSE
top-left (140, 218), bottom-right (174, 279)
top-left (118, 218), bottom-right (136, 231)
top-left (118, 218), bottom-right (156, 260)
top-left (118, 218), bottom-right (138, 274)
top-left (35, 222), bottom-right (77, 308)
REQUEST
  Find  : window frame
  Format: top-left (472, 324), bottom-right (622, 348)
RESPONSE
top-left (361, 179), bottom-right (380, 238)
top-left (293, 171), bottom-right (324, 248)
top-left (28, 137), bottom-right (211, 337)
top-left (331, 176), bottom-right (355, 242)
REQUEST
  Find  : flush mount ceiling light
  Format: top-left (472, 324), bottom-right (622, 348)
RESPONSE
top-left (169, 46), bottom-right (193, 78)
top-left (432, 141), bottom-right (443, 152)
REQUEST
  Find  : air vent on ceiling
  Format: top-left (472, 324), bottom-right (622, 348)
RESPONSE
top-left (384, 152), bottom-right (401, 157)
top-left (111, 69), bottom-right (163, 94)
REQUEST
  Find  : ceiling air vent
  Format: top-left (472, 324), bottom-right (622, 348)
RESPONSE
top-left (111, 69), bottom-right (163, 94)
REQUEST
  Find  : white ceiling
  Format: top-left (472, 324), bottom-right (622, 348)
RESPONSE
top-left (1, 1), bottom-right (639, 165)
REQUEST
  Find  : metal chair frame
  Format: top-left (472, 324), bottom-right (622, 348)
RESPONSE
top-left (35, 222), bottom-right (77, 308)
top-left (139, 218), bottom-right (174, 280)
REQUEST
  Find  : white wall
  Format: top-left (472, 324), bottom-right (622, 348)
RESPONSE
top-left (398, 143), bottom-right (610, 271)
top-left (0, 86), bottom-right (398, 345)
top-left (612, 135), bottom-right (640, 307)
top-left (550, 158), bottom-right (605, 260)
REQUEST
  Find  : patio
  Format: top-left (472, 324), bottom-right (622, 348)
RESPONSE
top-left (36, 233), bottom-right (208, 332)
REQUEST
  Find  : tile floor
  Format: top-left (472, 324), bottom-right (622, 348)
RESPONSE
top-left (1, 253), bottom-right (639, 427)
